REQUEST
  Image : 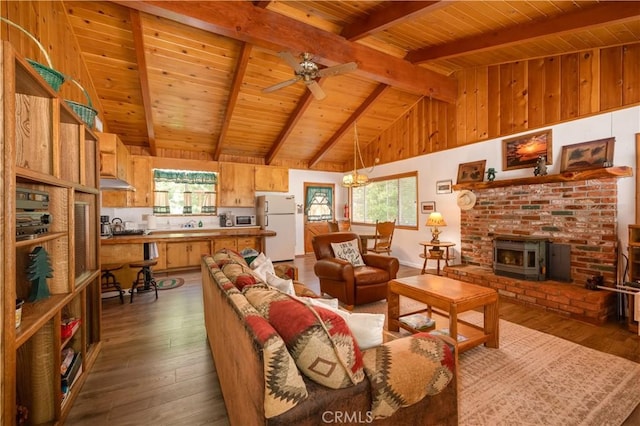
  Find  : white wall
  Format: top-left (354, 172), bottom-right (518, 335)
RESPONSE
top-left (288, 107), bottom-right (638, 277)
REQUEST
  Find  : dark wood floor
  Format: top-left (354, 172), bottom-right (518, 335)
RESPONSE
top-left (67, 255), bottom-right (640, 425)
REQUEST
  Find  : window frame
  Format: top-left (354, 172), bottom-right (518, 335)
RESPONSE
top-left (350, 171), bottom-right (418, 230)
top-left (152, 169), bottom-right (218, 216)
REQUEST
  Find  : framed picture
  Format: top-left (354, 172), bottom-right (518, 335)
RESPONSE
top-left (502, 129), bottom-right (553, 171)
top-left (457, 160), bottom-right (486, 184)
top-left (560, 137), bottom-right (615, 172)
top-left (421, 201), bottom-right (436, 214)
top-left (436, 179), bottom-right (452, 194)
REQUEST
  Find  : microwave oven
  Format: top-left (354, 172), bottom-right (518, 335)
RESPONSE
top-left (234, 215), bottom-right (256, 227)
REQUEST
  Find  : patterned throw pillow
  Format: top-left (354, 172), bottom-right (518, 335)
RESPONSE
top-left (212, 248), bottom-right (247, 267)
top-left (361, 333), bottom-right (455, 419)
top-left (244, 285), bottom-right (365, 389)
top-left (222, 262), bottom-right (259, 290)
top-left (330, 239), bottom-right (365, 266)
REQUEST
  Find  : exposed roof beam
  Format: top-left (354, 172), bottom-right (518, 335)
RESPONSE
top-left (341, 1), bottom-right (443, 41)
top-left (308, 84), bottom-right (390, 168)
top-left (130, 10), bottom-right (157, 156)
top-left (214, 43), bottom-right (252, 161)
top-left (265, 87), bottom-right (318, 165)
top-left (113, 0), bottom-right (457, 103)
top-left (406, 1), bottom-right (640, 63)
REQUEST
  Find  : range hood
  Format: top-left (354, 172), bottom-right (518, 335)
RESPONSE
top-left (100, 178), bottom-right (135, 191)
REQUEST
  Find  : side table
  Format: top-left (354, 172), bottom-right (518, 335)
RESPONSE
top-left (419, 241), bottom-right (455, 275)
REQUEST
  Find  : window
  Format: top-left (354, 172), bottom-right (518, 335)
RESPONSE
top-left (153, 169), bottom-right (217, 215)
top-left (305, 184), bottom-right (334, 222)
top-left (351, 172), bottom-right (417, 228)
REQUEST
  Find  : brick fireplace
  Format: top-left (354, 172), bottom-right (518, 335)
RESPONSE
top-left (444, 170), bottom-right (631, 324)
top-left (459, 178), bottom-right (618, 284)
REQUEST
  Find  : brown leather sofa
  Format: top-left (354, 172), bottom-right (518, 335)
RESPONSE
top-left (312, 232), bottom-right (399, 310)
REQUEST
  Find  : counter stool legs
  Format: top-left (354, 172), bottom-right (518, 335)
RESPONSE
top-left (129, 260), bottom-right (159, 303)
top-left (101, 263), bottom-right (125, 304)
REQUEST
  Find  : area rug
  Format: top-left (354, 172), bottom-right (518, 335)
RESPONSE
top-left (155, 277), bottom-right (184, 290)
top-left (354, 300), bottom-right (640, 426)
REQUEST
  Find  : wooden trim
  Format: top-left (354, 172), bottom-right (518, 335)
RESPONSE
top-left (453, 166), bottom-right (632, 191)
top-left (636, 133), bottom-right (640, 224)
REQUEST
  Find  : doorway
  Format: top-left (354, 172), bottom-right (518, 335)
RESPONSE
top-left (303, 183), bottom-right (335, 253)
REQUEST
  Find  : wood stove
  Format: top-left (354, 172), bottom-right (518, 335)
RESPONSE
top-left (493, 235), bottom-right (548, 281)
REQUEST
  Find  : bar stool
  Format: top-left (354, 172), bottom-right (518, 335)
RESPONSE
top-left (101, 263), bottom-right (125, 304)
top-left (129, 260), bottom-right (158, 303)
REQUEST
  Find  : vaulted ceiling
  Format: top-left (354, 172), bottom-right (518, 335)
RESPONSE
top-left (64, 1), bottom-right (640, 170)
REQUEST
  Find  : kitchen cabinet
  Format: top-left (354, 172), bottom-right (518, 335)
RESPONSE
top-left (2, 42), bottom-right (101, 424)
top-left (254, 165), bottom-right (289, 192)
top-left (219, 162), bottom-right (255, 207)
top-left (237, 236), bottom-right (260, 253)
top-left (166, 240), bottom-right (211, 269)
top-left (99, 132), bottom-right (130, 181)
top-left (213, 236), bottom-right (261, 254)
top-left (128, 155), bottom-right (152, 207)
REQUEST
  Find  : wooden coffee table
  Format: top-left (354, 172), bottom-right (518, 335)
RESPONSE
top-left (388, 274), bottom-right (499, 353)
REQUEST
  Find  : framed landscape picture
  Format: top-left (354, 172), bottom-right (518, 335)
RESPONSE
top-left (421, 201), bottom-right (436, 214)
top-left (457, 160), bottom-right (486, 184)
top-left (560, 137), bottom-right (614, 172)
top-left (436, 179), bottom-right (452, 194)
top-left (502, 129), bottom-right (553, 171)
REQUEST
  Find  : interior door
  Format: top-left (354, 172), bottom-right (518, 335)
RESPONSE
top-left (303, 183), bottom-right (335, 254)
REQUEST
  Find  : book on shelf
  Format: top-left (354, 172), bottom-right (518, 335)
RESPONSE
top-left (400, 313), bottom-right (436, 331)
top-left (61, 352), bottom-right (83, 391)
top-left (61, 318), bottom-right (81, 341)
top-left (430, 329), bottom-right (468, 342)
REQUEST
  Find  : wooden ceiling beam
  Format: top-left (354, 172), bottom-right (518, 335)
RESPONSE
top-left (130, 10), bottom-right (157, 156)
top-left (112, 0), bottom-right (457, 103)
top-left (308, 84), bottom-right (390, 168)
top-left (265, 87), bottom-right (318, 165)
top-left (341, 1), bottom-right (443, 41)
top-left (406, 1), bottom-right (640, 63)
top-left (214, 43), bottom-right (252, 161)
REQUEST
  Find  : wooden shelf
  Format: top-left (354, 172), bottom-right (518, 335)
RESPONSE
top-left (452, 166), bottom-right (632, 191)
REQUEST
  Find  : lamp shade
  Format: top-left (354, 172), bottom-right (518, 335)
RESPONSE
top-left (426, 212), bottom-right (446, 227)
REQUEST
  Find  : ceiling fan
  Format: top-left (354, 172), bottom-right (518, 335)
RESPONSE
top-left (262, 52), bottom-right (357, 100)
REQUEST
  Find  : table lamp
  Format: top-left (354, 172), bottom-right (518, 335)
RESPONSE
top-left (426, 212), bottom-right (446, 244)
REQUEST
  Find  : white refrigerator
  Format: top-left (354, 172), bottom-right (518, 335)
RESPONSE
top-left (256, 195), bottom-right (296, 262)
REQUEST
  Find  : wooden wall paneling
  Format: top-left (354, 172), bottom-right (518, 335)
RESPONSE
top-left (560, 53), bottom-right (580, 121)
top-left (417, 98), bottom-right (428, 155)
top-left (543, 56), bottom-right (561, 124)
top-left (511, 61), bottom-right (527, 134)
top-left (445, 101), bottom-right (457, 151)
top-left (499, 63), bottom-right (514, 135)
top-left (464, 69), bottom-right (478, 144)
top-left (623, 44), bottom-right (640, 105)
top-left (579, 49), bottom-right (600, 116)
top-left (600, 46), bottom-right (624, 111)
top-left (527, 58), bottom-right (545, 129)
top-left (487, 65), bottom-right (501, 138)
top-left (456, 69), bottom-right (469, 145)
top-left (475, 67), bottom-right (488, 142)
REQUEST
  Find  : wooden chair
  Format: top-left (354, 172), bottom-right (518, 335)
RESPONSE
top-left (370, 219), bottom-right (396, 255)
top-left (327, 221), bottom-right (340, 232)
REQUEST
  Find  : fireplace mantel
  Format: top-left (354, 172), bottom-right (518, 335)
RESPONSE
top-left (452, 166), bottom-right (632, 191)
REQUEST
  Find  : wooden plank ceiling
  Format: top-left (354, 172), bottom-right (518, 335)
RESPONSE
top-left (63, 1), bottom-right (640, 171)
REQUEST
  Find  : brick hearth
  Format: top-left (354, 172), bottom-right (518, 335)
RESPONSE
top-left (444, 265), bottom-right (616, 324)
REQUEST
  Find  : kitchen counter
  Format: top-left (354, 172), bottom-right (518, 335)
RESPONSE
top-left (101, 228), bottom-right (274, 244)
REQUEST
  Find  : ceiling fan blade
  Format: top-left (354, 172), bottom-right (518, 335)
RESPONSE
top-left (317, 61), bottom-right (357, 78)
top-left (306, 80), bottom-right (326, 100)
top-left (278, 51), bottom-right (303, 72)
top-left (262, 76), bottom-right (302, 93)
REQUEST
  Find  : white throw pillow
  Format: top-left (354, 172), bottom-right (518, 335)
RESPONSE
top-left (266, 272), bottom-right (295, 295)
top-left (295, 296), bottom-right (340, 310)
top-left (315, 303), bottom-right (384, 350)
top-left (330, 239), bottom-right (365, 267)
top-left (252, 257), bottom-right (275, 282)
top-left (249, 252), bottom-right (267, 269)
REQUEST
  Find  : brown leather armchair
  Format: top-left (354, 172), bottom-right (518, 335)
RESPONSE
top-left (312, 232), bottom-right (400, 310)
